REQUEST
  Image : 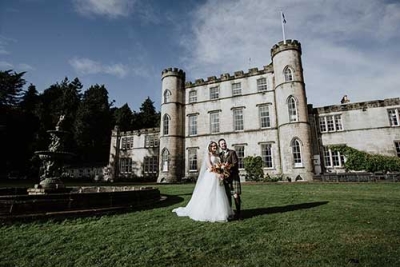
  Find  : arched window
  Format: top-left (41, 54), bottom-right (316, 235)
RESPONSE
top-left (163, 114), bottom-right (170, 135)
top-left (284, 67), bottom-right (293, 82)
top-left (292, 138), bottom-right (303, 167)
top-left (288, 96), bottom-right (298, 122)
top-left (162, 148), bottom-right (170, 172)
top-left (164, 90), bottom-right (171, 103)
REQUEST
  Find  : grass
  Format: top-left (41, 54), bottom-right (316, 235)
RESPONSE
top-left (1, 182), bottom-right (400, 267)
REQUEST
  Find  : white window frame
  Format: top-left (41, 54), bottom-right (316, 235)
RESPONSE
top-left (188, 115), bottom-right (197, 136)
top-left (259, 105), bottom-right (271, 128)
top-left (257, 78), bottom-right (267, 92)
top-left (324, 147), bottom-right (345, 168)
top-left (233, 108), bottom-right (244, 131)
top-left (232, 82), bottom-right (242, 96)
top-left (288, 96), bottom-right (298, 122)
top-left (189, 90), bottom-right (197, 103)
top-left (388, 108), bottom-right (400, 126)
top-left (164, 90), bottom-right (171, 103)
top-left (395, 141), bottom-right (400, 157)
top-left (284, 67), bottom-right (293, 82)
top-left (292, 139), bottom-right (303, 167)
top-left (210, 86), bottom-right (219, 100)
top-left (162, 149), bottom-right (169, 172)
top-left (235, 145), bottom-right (245, 169)
top-left (261, 143), bottom-right (273, 168)
top-left (163, 114), bottom-right (170, 135)
top-left (145, 135), bottom-right (159, 147)
top-left (319, 115), bottom-right (343, 133)
top-left (143, 156), bottom-right (158, 174)
top-left (210, 111), bottom-right (220, 133)
top-left (119, 158), bottom-right (132, 173)
top-left (188, 148), bottom-right (198, 171)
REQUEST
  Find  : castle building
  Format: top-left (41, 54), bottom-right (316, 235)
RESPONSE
top-left (108, 40), bottom-right (400, 183)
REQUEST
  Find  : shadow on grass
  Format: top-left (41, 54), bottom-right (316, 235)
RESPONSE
top-left (242, 201), bottom-right (329, 219)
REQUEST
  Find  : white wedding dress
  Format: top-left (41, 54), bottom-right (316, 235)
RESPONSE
top-left (173, 155), bottom-right (233, 222)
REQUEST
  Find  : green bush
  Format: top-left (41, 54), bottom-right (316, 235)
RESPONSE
top-left (244, 156), bottom-right (264, 181)
top-left (329, 145), bottom-right (400, 173)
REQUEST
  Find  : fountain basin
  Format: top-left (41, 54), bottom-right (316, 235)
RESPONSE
top-left (0, 186), bottom-right (161, 221)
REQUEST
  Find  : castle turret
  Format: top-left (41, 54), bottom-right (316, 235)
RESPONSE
top-left (157, 68), bottom-right (186, 183)
top-left (271, 40), bottom-right (314, 180)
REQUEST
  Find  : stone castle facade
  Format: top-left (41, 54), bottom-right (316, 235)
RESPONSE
top-left (108, 40), bottom-right (400, 183)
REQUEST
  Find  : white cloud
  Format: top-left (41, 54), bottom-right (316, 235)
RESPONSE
top-left (72, 0), bottom-right (136, 18)
top-left (0, 61), bottom-right (13, 69)
top-left (181, 0), bottom-right (400, 106)
top-left (69, 57), bottom-right (130, 78)
top-left (17, 63), bottom-right (35, 71)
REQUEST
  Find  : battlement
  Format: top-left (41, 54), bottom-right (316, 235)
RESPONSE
top-left (312, 97), bottom-right (400, 114)
top-left (271, 39), bottom-right (302, 59)
top-left (161, 68), bottom-right (185, 79)
top-left (114, 127), bottom-right (160, 137)
top-left (185, 64), bottom-right (273, 88)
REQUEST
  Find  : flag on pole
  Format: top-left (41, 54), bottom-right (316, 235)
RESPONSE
top-left (282, 12), bottom-right (286, 24)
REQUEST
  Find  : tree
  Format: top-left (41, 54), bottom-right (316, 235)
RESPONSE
top-left (0, 70), bottom-right (26, 108)
top-left (112, 103), bottom-right (134, 131)
top-left (74, 84), bottom-right (113, 163)
top-left (138, 97), bottom-right (160, 129)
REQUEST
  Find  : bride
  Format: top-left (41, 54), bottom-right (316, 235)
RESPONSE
top-left (172, 141), bottom-right (233, 222)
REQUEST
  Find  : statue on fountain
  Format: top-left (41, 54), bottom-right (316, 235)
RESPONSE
top-left (31, 114), bottom-right (74, 193)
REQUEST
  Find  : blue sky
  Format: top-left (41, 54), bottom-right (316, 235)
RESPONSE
top-left (1, 0), bottom-right (399, 111)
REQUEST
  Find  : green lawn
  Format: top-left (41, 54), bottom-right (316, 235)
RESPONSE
top-left (1, 182), bottom-right (399, 267)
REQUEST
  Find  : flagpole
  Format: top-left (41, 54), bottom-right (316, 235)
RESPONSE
top-left (281, 11), bottom-right (286, 44)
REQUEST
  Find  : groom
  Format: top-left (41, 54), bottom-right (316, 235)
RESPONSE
top-left (218, 138), bottom-right (242, 220)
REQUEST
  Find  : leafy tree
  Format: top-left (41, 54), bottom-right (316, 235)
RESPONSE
top-left (74, 84), bottom-right (113, 163)
top-left (112, 103), bottom-right (134, 131)
top-left (0, 70), bottom-right (26, 108)
top-left (138, 97), bottom-right (160, 129)
top-left (0, 70), bottom-right (27, 178)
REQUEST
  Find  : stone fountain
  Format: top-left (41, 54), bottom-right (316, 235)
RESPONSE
top-left (29, 115), bottom-right (74, 194)
top-left (0, 115), bottom-right (162, 221)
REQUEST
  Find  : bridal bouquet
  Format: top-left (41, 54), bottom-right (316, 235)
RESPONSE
top-left (210, 162), bottom-right (232, 186)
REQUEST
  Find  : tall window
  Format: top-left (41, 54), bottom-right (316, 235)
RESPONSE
top-left (323, 147), bottom-right (345, 168)
top-left (395, 141), bottom-right (400, 157)
top-left (259, 105), bottom-right (271, 128)
top-left (232, 82), bottom-right (242, 96)
top-left (292, 139), bottom-right (302, 167)
top-left (235, 145), bottom-right (245, 169)
top-left (210, 112), bottom-right (220, 133)
top-left (210, 86), bottom-right (219, 100)
top-left (145, 135), bottom-right (159, 147)
top-left (233, 108), bottom-right (244, 131)
top-left (121, 136), bottom-right (133, 149)
top-left (163, 114), bottom-right (170, 135)
top-left (288, 96), bottom-right (298, 122)
top-left (284, 67), bottom-right (293, 81)
top-left (261, 144), bottom-right (273, 168)
top-left (143, 156), bottom-right (158, 174)
top-left (119, 158), bottom-right (132, 173)
top-left (162, 149), bottom-right (169, 172)
top-left (257, 78), bottom-right (267, 92)
top-left (189, 90), bottom-right (197, 103)
top-left (188, 148), bottom-right (197, 171)
top-left (164, 90), bottom-right (171, 103)
top-left (319, 115), bottom-right (343, 132)
top-left (188, 115), bottom-right (197, 135)
top-left (388, 108), bottom-right (400, 126)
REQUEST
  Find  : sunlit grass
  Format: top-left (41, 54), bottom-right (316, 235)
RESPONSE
top-left (1, 182), bottom-right (399, 267)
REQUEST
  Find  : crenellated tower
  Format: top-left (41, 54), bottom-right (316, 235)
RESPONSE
top-left (157, 68), bottom-right (186, 183)
top-left (271, 40), bottom-right (314, 180)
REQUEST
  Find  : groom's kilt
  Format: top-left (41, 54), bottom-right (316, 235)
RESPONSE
top-left (226, 178), bottom-right (241, 195)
